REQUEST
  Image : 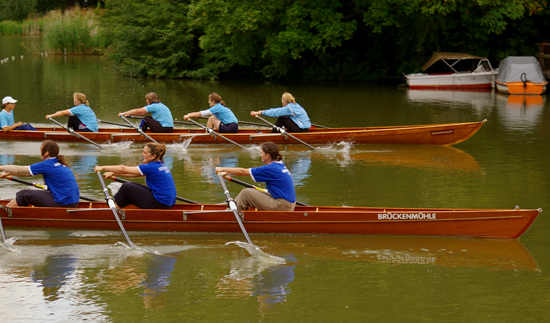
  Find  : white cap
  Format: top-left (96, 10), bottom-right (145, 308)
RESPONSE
top-left (2, 96), bottom-right (17, 105)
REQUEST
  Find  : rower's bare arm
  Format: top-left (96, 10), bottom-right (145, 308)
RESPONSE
top-left (45, 109), bottom-right (71, 119)
top-left (94, 165), bottom-right (142, 177)
top-left (118, 107), bottom-right (148, 117)
top-left (215, 167), bottom-right (250, 176)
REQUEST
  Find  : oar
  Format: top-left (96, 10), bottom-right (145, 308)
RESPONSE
top-left (109, 176), bottom-right (199, 204)
top-left (223, 175), bottom-right (309, 206)
top-left (254, 115), bottom-right (316, 150)
top-left (186, 118), bottom-right (246, 149)
top-left (311, 123), bottom-right (330, 129)
top-left (4, 175), bottom-right (98, 202)
top-left (217, 173), bottom-right (253, 245)
top-left (48, 118), bottom-right (102, 148)
top-left (97, 119), bottom-right (133, 128)
top-left (120, 115), bottom-right (159, 143)
top-left (196, 117), bottom-right (270, 128)
top-left (96, 172), bottom-right (136, 248)
top-left (129, 115), bottom-right (196, 127)
top-left (0, 205), bottom-right (7, 243)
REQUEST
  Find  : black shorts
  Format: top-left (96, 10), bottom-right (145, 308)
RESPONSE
top-left (218, 122), bottom-right (238, 133)
top-left (140, 116), bottom-right (173, 133)
top-left (15, 190), bottom-right (79, 207)
top-left (114, 182), bottom-right (172, 209)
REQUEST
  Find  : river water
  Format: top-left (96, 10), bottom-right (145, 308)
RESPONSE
top-left (0, 36), bottom-right (549, 322)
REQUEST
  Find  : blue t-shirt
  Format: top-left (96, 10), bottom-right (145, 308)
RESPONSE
top-left (69, 104), bottom-right (98, 132)
top-left (145, 103), bottom-right (174, 127)
top-left (250, 161), bottom-right (296, 203)
top-left (0, 109), bottom-right (14, 129)
top-left (262, 102), bottom-right (311, 129)
top-left (29, 157), bottom-right (80, 205)
top-left (137, 161), bottom-right (176, 206)
top-left (204, 103), bottom-right (238, 124)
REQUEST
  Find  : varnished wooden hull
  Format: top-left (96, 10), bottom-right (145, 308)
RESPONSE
top-left (0, 201), bottom-right (540, 239)
top-left (0, 121), bottom-right (486, 146)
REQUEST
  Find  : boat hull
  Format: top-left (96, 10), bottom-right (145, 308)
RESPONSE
top-left (495, 81), bottom-right (547, 95)
top-left (406, 72), bottom-right (498, 89)
top-left (0, 201), bottom-right (540, 239)
top-left (0, 121), bottom-right (486, 146)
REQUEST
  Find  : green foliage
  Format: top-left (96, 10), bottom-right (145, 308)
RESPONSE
top-left (0, 19), bottom-right (42, 35)
top-left (0, 0), bottom-right (37, 21)
top-left (99, 0), bottom-right (550, 81)
top-left (43, 8), bottom-right (106, 54)
top-left (101, 0), bottom-right (198, 77)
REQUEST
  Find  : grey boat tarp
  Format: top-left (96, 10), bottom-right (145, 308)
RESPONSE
top-left (496, 56), bottom-right (546, 83)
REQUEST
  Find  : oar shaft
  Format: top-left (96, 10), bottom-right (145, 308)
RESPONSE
top-left (217, 173), bottom-right (253, 244)
top-left (48, 118), bottom-right (102, 148)
top-left (98, 119), bottom-right (133, 128)
top-left (129, 115), bottom-right (196, 126)
top-left (186, 118), bottom-right (246, 149)
top-left (0, 211), bottom-right (7, 242)
top-left (111, 176), bottom-right (199, 204)
top-left (120, 115), bottom-right (159, 143)
top-left (96, 172), bottom-right (136, 248)
top-left (224, 175), bottom-right (309, 206)
top-left (254, 115), bottom-right (316, 150)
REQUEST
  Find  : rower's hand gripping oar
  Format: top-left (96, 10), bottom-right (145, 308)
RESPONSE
top-left (254, 115), bottom-right (316, 150)
top-left (109, 175), bottom-right (199, 204)
top-left (3, 175), bottom-right (98, 202)
top-left (96, 172), bottom-right (136, 248)
top-left (186, 118), bottom-right (246, 149)
top-left (48, 117), bottom-right (102, 148)
top-left (223, 175), bottom-right (310, 206)
top-left (120, 115), bottom-right (159, 144)
top-left (217, 172), bottom-right (253, 245)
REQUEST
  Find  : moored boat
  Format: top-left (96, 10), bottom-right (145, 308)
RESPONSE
top-left (495, 56), bottom-right (548, 95)
top-left (0, 200), bottom-right (540, 239)
top-left (0, 120), bottom-right (487, 146)
top-left (405, 52), bottom-right (498, 89)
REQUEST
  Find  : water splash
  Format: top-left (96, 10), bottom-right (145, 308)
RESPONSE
top-left (317, 141), bottom-right (354, 153)
top-left (226, 241), bottom-right (286, 264)
top-left (0, 237), bottom-right (21, 253)
top-left (167, 138), bottom-right (193, 152)
top-left (107, 182), bottom-right (122, 196)
top-left (101, 141), bottom-right (133, 150)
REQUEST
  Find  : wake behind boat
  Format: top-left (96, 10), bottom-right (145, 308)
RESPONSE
top-left (0, 120), bottom-right (487, 146)
top-left (0, 200), bottom-right (540, 239)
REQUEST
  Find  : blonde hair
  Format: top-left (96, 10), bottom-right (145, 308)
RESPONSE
top-left (73, 93), bottom-right (90, 106)
top-left (281, 92), bottom-right (296, 104)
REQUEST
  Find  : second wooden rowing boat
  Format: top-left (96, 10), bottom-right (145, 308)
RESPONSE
top-left (0, 120), bottom-right (486, 146)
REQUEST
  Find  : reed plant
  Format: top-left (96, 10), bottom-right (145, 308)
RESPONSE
top-left (43, 7), bottom-right (106, 55)
top-left (0, 19), bottom-right (41, 35)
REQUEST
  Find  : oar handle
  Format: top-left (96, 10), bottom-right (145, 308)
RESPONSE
top-left (254, 115), bottom-right (316, 150)
top-left (111, 176), bottom-right (199, 204)
top-left (217, 173), bottom-right (253, 245)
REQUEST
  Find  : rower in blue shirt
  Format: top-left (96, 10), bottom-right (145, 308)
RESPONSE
top-left (94, 143), bottom-right (176, 209)
top-left (184, 92), bottom-right (239, 133)
top-left (0, 96), bottom-right (37, 131)
top-left (45, 93), bottom-right (98, 132)
top-left (118, 92), bottom-right (174, 133)
top-left (215, 142), bottom-right (296, 211)
top-left (251, 92), bottom-right (311, 133)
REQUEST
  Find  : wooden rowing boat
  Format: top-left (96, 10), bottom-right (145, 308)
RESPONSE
top-left (0, 120), bottom-right (486, 146)
top-left (0, 200), bottom-right (539, 239)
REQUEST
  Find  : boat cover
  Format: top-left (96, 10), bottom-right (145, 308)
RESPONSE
top-left (421, 52), bottom-right (485, 71)
top-left (496, 56), bottom-right (546, 83)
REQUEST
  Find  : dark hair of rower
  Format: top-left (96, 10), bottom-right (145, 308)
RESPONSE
top-left (261, 142), bottom-right (282, 161)
top-left (41, 140), bottom-right (68, 166)
top-left (209, 92), bottom-right (227, 107)
top-left (145, 92), bottom-right (161, 103)
top-left (145, 142), bottom-right (167, 162)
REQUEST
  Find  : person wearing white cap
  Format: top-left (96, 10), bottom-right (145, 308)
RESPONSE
top-left (0, 96), bottom-right (37, 132)
top-left (45, 92), bottom-right (98, 132)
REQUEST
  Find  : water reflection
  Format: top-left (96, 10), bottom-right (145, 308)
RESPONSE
top-left (216, 253), bottom-right (296, 308)
top-left (496, 94), bottom-right (545, 130)
top-left (31, 254), bottom-right (77, 301)
top-left (405, 88), bottom-right (495, 112)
